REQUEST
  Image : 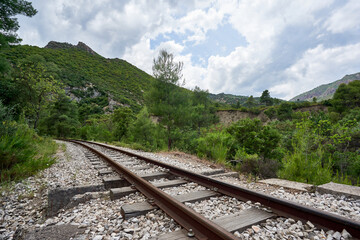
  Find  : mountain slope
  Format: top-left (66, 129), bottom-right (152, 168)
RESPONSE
top-left (290, 72), bottom-right (360, 101)
top-left (0, 42), bottom-right (156, 111)
top-left (209, 93), bottom-right (250, 105)
top-left (209, 92), bottom-right (284, 106)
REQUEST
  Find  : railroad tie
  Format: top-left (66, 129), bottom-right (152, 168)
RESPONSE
top-left (200, 169), bottom-right (226, 176)
top-left (91, 161), bottom-right (102, 166)
top-left (110, 179), bottom-right (188, 200)
top-left (152, 208), bottom-right (275, 239)
top-left (121, 189), bottom-right (219, 219)
top-left (98, 169), bottom-right (113, 176)
top-left (103, 171), bottom-right (175, 189)
top-left (210, 172), bottom-right (240, 179)
top-left (94, 165), bottom-right (108, 170)
top-left (127, 165), bottom-right (152, 171)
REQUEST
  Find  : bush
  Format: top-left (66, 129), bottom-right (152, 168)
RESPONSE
top-left (277, 102), bottom-right (293, 120)
top-left (126, 107), bottom-right (166, 151)
top-left (196, 130), bottom-right (235, 164)
top-left (264, 107), bottom-right (276, 120)
top-left (234, 148), bottom-right (259, 175)
top-left (0, 122), bottom-right (57, 183)
top-left (227, 118), bottom-right (283, 161)
top-left (171, 127), bottom-right (198, 153)
top-left (234, 148), bottom-right (280, 178)
top-left (278, 118), bottom-right (332, 185)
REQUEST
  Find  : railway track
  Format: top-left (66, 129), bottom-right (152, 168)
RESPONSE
top-left (67, 139), bottom-right (360, 239)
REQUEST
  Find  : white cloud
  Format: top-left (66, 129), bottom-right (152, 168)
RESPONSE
top-left (325, 0), bottom-right (360, 33)
top-left (16, 0), bottom-right (360, 100)
top-left (192, 0), bottom-right (335, 96)
top-left (177, 8), bottom-right (224, 44)
top-left (271, 43), bottom-right (360, 99)
top-left (122, 37), bottom-right (154, 74)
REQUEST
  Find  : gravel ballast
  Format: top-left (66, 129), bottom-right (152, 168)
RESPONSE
top-left (0, 140), bottom-right (358, 240)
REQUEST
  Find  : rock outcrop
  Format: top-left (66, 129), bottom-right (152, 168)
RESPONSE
top-left (44, 41), bottom-right (98, 55)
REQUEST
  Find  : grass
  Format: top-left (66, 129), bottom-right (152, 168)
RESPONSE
top-left (0, 124), bottom-right (58, 184)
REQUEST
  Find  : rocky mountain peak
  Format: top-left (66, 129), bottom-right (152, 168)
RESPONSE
top-left (44, 41), bottom-right (98, 55)
top-left (75, 42), bottom-right (97, 55)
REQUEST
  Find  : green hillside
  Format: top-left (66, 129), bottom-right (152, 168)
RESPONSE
top-left (209, 92), bottom-right (284, 107)
top-left (209, 92), bottom-right (250, 105)
top-left (0, 41), bottom-right (156, 111)
top-left (290, 72), bottom-right (360, 101)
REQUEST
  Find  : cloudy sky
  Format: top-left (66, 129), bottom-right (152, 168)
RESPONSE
top-left (17, 0), bottom-right (360, 100)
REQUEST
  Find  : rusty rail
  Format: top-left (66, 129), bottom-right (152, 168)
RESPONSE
top-left (80, 140), bottom-right (360, 239)
top-left (70, 140), bottom-right (237, 240)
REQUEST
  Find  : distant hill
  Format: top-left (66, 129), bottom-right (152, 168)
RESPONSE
top-left (290, 72), bottom-right (360, 102)
top-left (209, 92), bottom-right (284, 106)
top-left (209, 93), bottom-right (250, 105)
top-left (0, 41), bottom-right (156, 111)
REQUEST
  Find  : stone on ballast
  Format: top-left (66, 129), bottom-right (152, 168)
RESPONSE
top-left (341, 229), bottom-right (351, 238)
top-left (92, 235), bottom-right (103, 240)
top-left (306, 221), bottom-right (314, 229)
top-left (252, 225), bottom-right (261, 233)
top-left (332, 231), bottom-right (342, 240)
top-left (124, 228), bottom-right (134, 234)
top-left (45, 218), bottom-right (56, 226)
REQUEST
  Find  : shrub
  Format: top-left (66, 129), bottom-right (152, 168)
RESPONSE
top-left (126, 107), bottom-right (166, 151)
top-left (0, 123), bottom-right (57, 183)
top-left (227, 118), bottom-right (283, 161)
top-left (234, 148), bottom-right (260, 176)
top-left (196, 130), bottom-right (235, 163)
top-left (264, 107), bottom-right (276, 120)
top-left (277, 102), bottom-right (293, 120)
top-left (234, 148), bottom-right (280, 178)
top-left (278, 118), bottom-right (332, 185)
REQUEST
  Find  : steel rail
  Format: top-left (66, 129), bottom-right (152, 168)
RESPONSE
top-left (83, 140), bottom-right (360, 239)
top-left (70, 140), bottom-right (237, 240)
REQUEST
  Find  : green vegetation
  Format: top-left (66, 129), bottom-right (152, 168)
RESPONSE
top-left (0, 0), bottom-right (37, 46)
top-left (1, 1), bottom-right (359, 187)
top-left (146, 50), bottom-right (190, 150)
top-left (260, 90), bottom-right (273, 106)
top-left (0, 101), bottom-right (57, 183)
top-left (331, 80), bottom-right (360, 114)
top-left (0, 0), bottom-right (58, 184)
top-left (0, 44), bottom-right (155, 112)
top-left (209, 90), bottom-right (283, 108)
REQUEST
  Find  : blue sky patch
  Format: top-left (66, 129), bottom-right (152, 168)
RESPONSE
top-left (184, 23), bottom-right (248, 66)
top-left (150, 23), bottom-right (247, 67)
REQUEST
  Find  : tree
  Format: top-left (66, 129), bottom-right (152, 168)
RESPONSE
top-left (191, 86), bottom-right (217, 133)
top-left (152, 49), bottom-right (184, 85)
top-left (127, 107), bottom-right (165, 150)
top-left (1, 1), bottom-right (37, 106)
top-left (112, 107), bottom-right (134, 141)
top-left (14, 55), bottom-right (63, 129)
top-left (0, 0), bottom-right (37, 47)
top-left (260, 90), bottom-right (273, 106)
top-left (146, 50), bottom-right (190, 150)
top-left (39, 94), bottom-right (80, 138)
top-left (332, 80), bottom-right (360, 114)
top-left (277, 102), bottom-right (293, 120)
top-left (245, 95), bottom-right (255, 108)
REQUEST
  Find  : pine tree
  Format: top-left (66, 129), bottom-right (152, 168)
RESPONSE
top-left (146, 50), bottom-right (190, 150)
top-left (260, 90), bottom-right (273, 106)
